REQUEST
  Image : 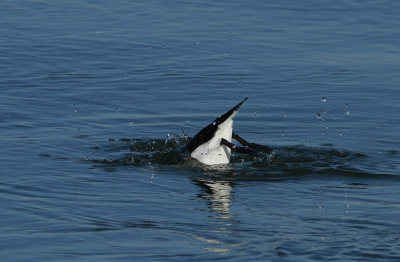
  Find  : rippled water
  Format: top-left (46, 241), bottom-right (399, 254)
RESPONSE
top-left (1, 0), bottom-right (400, 261)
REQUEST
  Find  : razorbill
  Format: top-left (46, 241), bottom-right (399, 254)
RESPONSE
top-left (187, 97), bottom-right (272, 165)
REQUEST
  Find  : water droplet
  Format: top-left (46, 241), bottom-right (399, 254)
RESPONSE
top-left (321, 97), bottom-right (327, 103)
top-left (316, 112), bottom-right (323, 120)
top-left (213, 122), bottom-right (216, 125)
top-left (74, 109), bottom-right (78, 113)
top-left (345, 109), bottom-right (350, 115)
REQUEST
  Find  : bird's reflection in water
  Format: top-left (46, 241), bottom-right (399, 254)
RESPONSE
top-left (192, 179), bottom-right (240, 253)
top-left (194, 179), bottom-right (233, 220)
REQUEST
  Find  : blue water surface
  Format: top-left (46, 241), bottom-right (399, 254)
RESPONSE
top-left (1, 0), bottom-right (400, 261)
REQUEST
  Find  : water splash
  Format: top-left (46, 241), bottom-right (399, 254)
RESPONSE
top-left (86, 135), bottom-right (398, 182)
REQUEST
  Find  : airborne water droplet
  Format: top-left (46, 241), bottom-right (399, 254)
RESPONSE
top-left (321, 97), bottom-right (327, 103)
top-left (345, 109), bottom-right (350, 115)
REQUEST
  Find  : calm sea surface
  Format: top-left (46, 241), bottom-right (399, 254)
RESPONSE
top-left (1, 1), bottom-right (400, 261)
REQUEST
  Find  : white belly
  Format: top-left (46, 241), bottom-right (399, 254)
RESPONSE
top-left (190, 117), bottom-right (234, 165)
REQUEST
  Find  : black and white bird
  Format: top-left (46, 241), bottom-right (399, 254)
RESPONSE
top-left (187, 97), bottom-right (272, 165)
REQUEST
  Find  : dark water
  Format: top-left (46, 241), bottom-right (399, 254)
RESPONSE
top-left (1, 0), bottom-right (400, 261)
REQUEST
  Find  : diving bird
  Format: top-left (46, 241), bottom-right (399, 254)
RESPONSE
top-left (187, 97), bottom-right (272, 165)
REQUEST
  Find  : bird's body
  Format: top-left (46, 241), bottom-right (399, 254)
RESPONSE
top-left (189, 110), bottom-right (236, 165)
top-left (187, 97), bottom-right (271, 165)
